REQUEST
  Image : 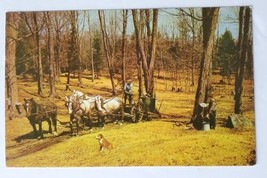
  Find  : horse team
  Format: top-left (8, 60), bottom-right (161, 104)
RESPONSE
top-left (23, 90), bottom-right (124, 139)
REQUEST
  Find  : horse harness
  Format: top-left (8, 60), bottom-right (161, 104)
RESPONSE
top-left (69, 96), bottom-right (96, 115)
top-left (25, 102), bottom-right (57, 118)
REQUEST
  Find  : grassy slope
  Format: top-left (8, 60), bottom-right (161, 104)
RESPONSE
top-left (6, 74), bottom-right (255, 166)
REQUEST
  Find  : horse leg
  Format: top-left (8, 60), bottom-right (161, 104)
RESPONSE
top-left (118, 106), bottom-right (124, 125)
top-left (52, 113), bottom-right (58, 132)
top-left (51, 113), bottom-right (58, 136)
top-left (31, 122), bottom-right (38, 138)
top-left (101, 116), bottom-right (105, 128)
top-left (87, 115), bottom-right (93, 132)
top-left (69, 114), bottom-right (74, 135)
top-left (69, 120), bottom-right (76, 136)
top-left (74, 115), bottom-right (80, 134)
top-left (76, 119), bottom-right (79, 134)
top-left (53, 117), bottom-right (57, 132)
top-left (112, 115), bottom-right (118, 124)
top-left (121, 114), bottom-right (124, 125)
top-left (97, 112), bottom-right (105, 128)
top-left (80, 116), bottom-right (85, 131)
top-left (47, 118), bottom-right (52, 134)
top-left (38, 122), bottom-right (43, 139)
top-left (98, 115), bottom-right (105, 128)
top-left (121, 107), bottom-right (124, 124)
top-left (70, 114), bottom-right (79, 136)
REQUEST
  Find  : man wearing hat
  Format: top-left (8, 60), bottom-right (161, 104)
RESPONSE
top-left (124, 79), bottom-right (133, 106)
top-left (193, 102), bottom-right (208, 130)
top-left (208, 98), bottom-right (217, 129)
top-left (193, 98), bottom-right (217, 130)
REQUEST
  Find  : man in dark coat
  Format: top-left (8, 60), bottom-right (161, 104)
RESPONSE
top-left (124, 79), bottom-right (133, 106)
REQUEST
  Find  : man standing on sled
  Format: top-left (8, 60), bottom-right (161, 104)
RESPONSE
top-left (124, 79), bottom-right (133, 106)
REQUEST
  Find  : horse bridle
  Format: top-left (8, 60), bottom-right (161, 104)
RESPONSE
top-left (24, 100), bottom-right (55, 117)
top-left (66, 96), bottom-right (86, 115)
top-left (24, 100), bottom-right (45, 117)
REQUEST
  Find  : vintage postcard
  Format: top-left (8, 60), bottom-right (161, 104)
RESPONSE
top-left (5, 6), bottom-right (256, 167)
top-left (4, 2), bottom-right (267, 178)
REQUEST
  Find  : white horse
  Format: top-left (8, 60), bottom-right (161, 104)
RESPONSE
top-left (65, 94), bottom-right (97, 135)
top-left (95, 96), bottom-right (124, 124)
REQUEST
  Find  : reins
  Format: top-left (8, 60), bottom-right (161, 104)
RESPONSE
top-left (102, 97), bottom-right (117, 104)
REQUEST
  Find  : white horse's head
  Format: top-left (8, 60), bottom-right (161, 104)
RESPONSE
top-left (65, 96), bottom-right (75, 114)
top-left (73, 90), bottom-right (84, 98)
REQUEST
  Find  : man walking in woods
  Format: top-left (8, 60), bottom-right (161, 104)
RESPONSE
top-left (124, 79), bottom-right (133, 106)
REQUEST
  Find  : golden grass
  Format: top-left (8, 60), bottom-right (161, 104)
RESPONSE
top-left (6, 73), bottom-right (255, 167)
top-left (6, 121), bottom-right (255, 166)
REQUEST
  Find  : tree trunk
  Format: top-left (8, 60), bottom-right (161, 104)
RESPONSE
top-left (98, 10), bottom-right (116, 95)
top-left (66, 71), bottom-right (71, 91)
top-left (54, 31), bottom-right (61, 82)
top-left (121, 9), bottom-right (128, 87)
top-left (78, 43), bottom-right (82, 86)
top-left (6, 13), bottom-right (19, 118)
top-left (54, 12), bottom-right (63, 82)
top-left (36, 34), bottom-right (43, 94)
top-left (191, 20), bottom-right (195, 86)
top-left (46, 12), bottom-right (57, 97)
top-left (132, 9), bottom-right (158, 96)
top-left (133, 11), bottom-right (143, 97)
top-left (23, 12), bottom-right (44, 95)
top-left (138, 59), bottom-right (143, 97)
top-left (66, 11), bottom-right (79, 90)
top-left (192, 8), bottom-right (219, 119)
top-left (77, 11), bottom-right (85, 86)
top-left (190, 8), bottom-right (196, 86)
top-left (147, 9), bottom-right (158, 95)
top-left (88, 14), bottom-right (95, 82)
top-left (90, 38), bottom-right (95, 82)
top-left (32, 13), bottom-right (44, 95)
top-left (234, 7), bottom-right (251, 114)
top-left (145, 9), bottom-right (152, 61)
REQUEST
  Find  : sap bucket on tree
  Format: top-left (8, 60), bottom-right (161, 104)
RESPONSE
top-left (203, 122), bottom-right (210, 131)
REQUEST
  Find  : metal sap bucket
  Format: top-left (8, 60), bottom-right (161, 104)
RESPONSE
top-left (203, 122), bottom-right (210, 131)
top-left (142, 96), bottom-right (156, 112)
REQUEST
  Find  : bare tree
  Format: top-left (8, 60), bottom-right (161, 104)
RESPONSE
top-left (45, 12), bottom-right (57, 97)
top-left (132, 9), bottom-right (159, 96)
top-left (66, 11), bottom-right (79, 90)
top-left (77, 11), bottom-right (87, 86)
top-left (192, 7), bottom-right (220, 119)
top-left (121, 9), bottom-right (128, 87)
top-left (98, 10), bottom-right (117, 95)
top-left (23, 12), bottom-right (44, 95)
top-left (6, 13), bottom-right (19, 118)
top-left (132, 10), bottom-right (144, 97)
top-left (178, 8), bottom-right (202, 86)
top-left (234, 7), bottom-right (251, 114)
top-left (54, 11), bottom-right (68, 82)
top-left (87, 12), bottom-right (95, 82)
top-left (188, 8), bottom-right (198, 86)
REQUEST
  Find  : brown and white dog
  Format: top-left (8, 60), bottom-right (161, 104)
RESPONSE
top-left (96, 134), bottom-right (113, 152)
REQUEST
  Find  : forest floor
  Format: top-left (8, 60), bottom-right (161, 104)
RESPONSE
top-left (5, 73), bottom-right (256, 166)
